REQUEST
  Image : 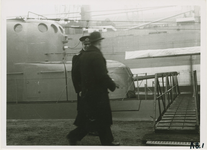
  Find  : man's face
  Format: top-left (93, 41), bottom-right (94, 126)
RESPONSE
top-left (96, 41), bottom-right (102, 50)
top-left (82, 42), bottom-right (90, 50)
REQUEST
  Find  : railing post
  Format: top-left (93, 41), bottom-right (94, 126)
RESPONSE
top-left (172, 74), bottom-right (175, 100)
top-left (145, 73), bottom-right (148, 100)
top-left (162, 75), bottom-right (166, 109)
top-left (175, 73), bottom-right (180, 96)
top-left (157, 81), bottom-right (162, 110)
top-left (15, 79), bottom-right (18, 104)
top-left (145, 84), bottom-right (147, 100)
top-left (176, 74), bottom-right (178, 96)
top-left (153, 74), bottom-right (158, 130)
top-left (177, 74), bottom-right (180, 95)
top-left (192, 71), bottom-right (199, 126)
top-left (166, 74), bottom-right (170, 104)
top-left (165, 74), bottom-right (168, 108)
top-left (169, 74), bottom-right (173, 102)
top-left (136, 74), bottom-right (139, 100)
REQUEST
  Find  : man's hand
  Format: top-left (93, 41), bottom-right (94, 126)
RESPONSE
top-left (112, 79), bottom-right (119, 88)
top-left (79, 91), bottom-right (82, 97)
top-left (115, 82), bottom-right (119, 88)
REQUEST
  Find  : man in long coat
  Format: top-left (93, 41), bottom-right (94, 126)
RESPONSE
top-left (67, 31), bottom-right (120, 146)
top-left (71, 35), bottom-right (90, 126)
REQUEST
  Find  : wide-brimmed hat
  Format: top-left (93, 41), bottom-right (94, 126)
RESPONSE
top-left (89, 31), bottom-right (104, 43)
top-left (79, 36), bottom-right (90, 44)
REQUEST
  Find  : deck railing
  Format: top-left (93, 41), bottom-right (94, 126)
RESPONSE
top-left (153, 71), bottom-right (180, 129)
top-left (192, 70), bottom-right (199, 126)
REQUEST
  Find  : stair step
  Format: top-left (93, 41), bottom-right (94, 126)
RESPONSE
top-left (163, 114), bottom-right (196, 117)
top-left (157, 122), bottom-right (196, 127)
top-left (156, 126), bottom-right (196, 130)
top-left (162, 116), bottom-right (196, 119)
top-left (167, 110), bottom-right (195, 112)
top-left (159, 120), bottom-right (196, 123)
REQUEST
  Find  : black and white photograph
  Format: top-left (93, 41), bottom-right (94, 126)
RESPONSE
top-left (1, 0), bottom-right (206, 149)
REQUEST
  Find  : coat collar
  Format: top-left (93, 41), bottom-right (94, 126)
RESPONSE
top-left (80, 49), bottom-right (85, 53)
top-left (86, 45), bottom-right (100, 53)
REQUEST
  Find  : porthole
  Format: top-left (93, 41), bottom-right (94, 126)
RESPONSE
top-left (51, 24), bottom-right (58, 33)
top-left (59, 26), bottom-right (63, 34)
top-left (38, 23), bottom-right (48, 32)
top-left (14, 24), bottom-right (23, 32)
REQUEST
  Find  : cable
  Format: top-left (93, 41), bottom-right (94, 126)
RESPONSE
top-left (90, 6), bottom-right (176, 18)
top-left (85, 5), bottom-right (175, 14)
top-left (67, 21), bottom-right (89, 49)
top-left (47, 6), bottom-right (177, 19)
top-left (40, 17), bottom-right (200, 23)
top-left (10, 5), bottom-right (178, 20)
top-left (26, 5), bottom-right (175, 16)
top-left (63, 26), bottom-right (200, 31)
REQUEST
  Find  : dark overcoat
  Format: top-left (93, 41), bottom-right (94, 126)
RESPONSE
top-left (71, 49), bottom-right (85, 113)
top-left (71, 49), bottom-right (84, 94)
top-left (76, 45), bottom-right (116, 127)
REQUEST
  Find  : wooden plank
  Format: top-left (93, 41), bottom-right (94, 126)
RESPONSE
top-left (184, 120), bottom-right (196, 123)
top-left (163, 114), bottom-right (196, 117)
top-left (186, 111), bottom-right (196, 114)
top-left (167, 110), bottom-right (196, 112)
top-left (156, 126), bottom-right (196, 130)
top-left (161, 118), bottom-right (196, 120)
top-left (185, 117), bottom-right (196, 119)
top-left (169, 126), bottom-right (183, 130)
top-left (183, 123), bottom-right (196, 126)
top-left (159, 120), bottom-right (196, 123)
top-left (162, 117), bottom-right (174, 120)
top-left (170, 123), bottom-right (184, 126)
top-left (173, 117), bottom-right (185, 119)
top-left (155, 127), bottom-right (169, 130)
top-left (157, 122), bottom-right (171, 127)
top-left (182, 127), bottom-right (196, 130)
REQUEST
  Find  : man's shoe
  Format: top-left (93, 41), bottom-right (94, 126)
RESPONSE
top-left (66, 134), bottom-right (80, 145)
top-left (67, 138), bottom-right (81, 145)
top-left (68, 139), bottom-right (77, 145)
top-left (110, 141), bottom-right (120, 146)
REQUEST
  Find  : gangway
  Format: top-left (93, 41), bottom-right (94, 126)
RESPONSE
top-left (143, 70), bottom-right (200, 146)
top-left (153, 71), bottom-right (199, 133)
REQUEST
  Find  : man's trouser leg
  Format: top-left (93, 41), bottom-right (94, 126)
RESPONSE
top-left (67, 126), bottom-right (88, 145)
top-left (97, 125), bottom-right (114, 145)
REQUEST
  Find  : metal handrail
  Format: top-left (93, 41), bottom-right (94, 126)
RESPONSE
top-left (153, 71), bottom-right (180, 129)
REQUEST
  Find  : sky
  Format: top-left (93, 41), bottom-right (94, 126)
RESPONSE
top-left (2, 0), bottom-right (204, 18)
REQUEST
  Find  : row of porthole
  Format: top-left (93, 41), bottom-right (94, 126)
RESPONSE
top-left (14, 23), bottom-right (64, 34)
